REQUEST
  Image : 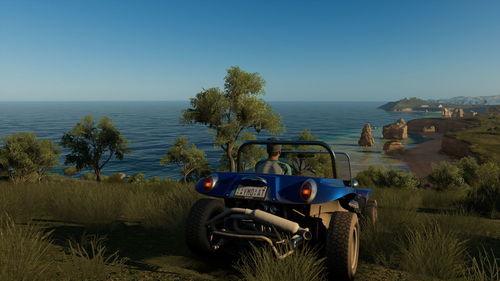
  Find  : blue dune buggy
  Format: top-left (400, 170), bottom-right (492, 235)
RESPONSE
top-left (185, 140), bottom-right (377, 281)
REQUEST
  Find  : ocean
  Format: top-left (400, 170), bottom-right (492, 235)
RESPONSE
top-left (0, 101), bottom-right (439, 179)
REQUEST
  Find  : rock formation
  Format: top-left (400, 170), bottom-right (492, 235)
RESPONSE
top-left (442, 108), bottom-right (452, 118)
top-left (382, 118), bottom-right (408, 139)
top-left (466, 111), bottom-right (478, 118)
top-left (358, 123), bottom-right (376, 146)
top-left (383, 141), bottom-right (404, 154)
top-left (452, 108), bottom-right (464, 118)
top-left (421, 125), bottom-right (436, 133)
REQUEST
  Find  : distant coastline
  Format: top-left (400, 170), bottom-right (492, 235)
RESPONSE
top-left (378, 95), bottom-right (500, 113)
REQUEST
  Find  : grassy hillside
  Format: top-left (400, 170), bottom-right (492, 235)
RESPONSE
top-left (447, 113), bottom-right (500, 164)
top-left (378, 97), bottom-right (436, 111)
top-left (1, 177), bottom-right (498, 281)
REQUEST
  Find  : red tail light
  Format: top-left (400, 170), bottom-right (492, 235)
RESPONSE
top-left (300, 179), bottom-right (317, 203)
top-left (202, 174), bottom-right (218, 192)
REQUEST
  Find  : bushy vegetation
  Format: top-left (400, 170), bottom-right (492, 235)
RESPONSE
top-left (355, 166), bottom-right (420, 189)
top-left (160, 136), bottom-right (211, 183)
top-left (0, 132), bottom-right (60, 183)
top-left (427, 161), bottom-right (465, 191)
top-left (356, 158), bottom-right (500, 218)
top-left (462, 162), bottom-right (500, 217)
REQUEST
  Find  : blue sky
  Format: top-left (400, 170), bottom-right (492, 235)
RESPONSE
top-left (1, 0), bottom-right (499, 102)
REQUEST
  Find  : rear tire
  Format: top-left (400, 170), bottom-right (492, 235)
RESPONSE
top-left (185, 198), bottom-right (225, 257)
top-left (326, 212), bottom-right (360, 281)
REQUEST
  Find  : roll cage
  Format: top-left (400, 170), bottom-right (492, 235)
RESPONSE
top-left (236, 140), bottom-right (353, 181)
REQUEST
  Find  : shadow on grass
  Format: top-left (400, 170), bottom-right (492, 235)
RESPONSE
top-left (467, 234), bottom-right (500, 256)
top-left (43, 222), bottom-right (193, 271)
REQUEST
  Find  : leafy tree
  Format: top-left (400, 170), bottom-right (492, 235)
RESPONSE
top-left (285, 130), bottom-right (333, 178)
top-left (219, 131), bottom-right (267, 172)
top-left (161, 136), bottom-right (211, 183)
top-left (182, 66), bottom-right (283, 172)
top-left (61, 116), bottom-right (130, 182)
top-left (0, 132), bottom-right (60, 183)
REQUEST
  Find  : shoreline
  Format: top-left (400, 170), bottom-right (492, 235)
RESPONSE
top-left (395, 132), bottom-right (452, 178)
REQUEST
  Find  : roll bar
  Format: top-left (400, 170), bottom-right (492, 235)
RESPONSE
top-left (236, 140), bottom-right (338, 178)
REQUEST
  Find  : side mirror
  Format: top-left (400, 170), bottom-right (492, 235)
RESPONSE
top-left (351, 179), bottom-right (359, 187)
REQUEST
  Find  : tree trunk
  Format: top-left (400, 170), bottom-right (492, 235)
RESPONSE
top-left (227, 142), bottom-right (235, 172)
top-left (95, 169), bottom-right (101, 182)
top-left (183, 173), bottom-right (188, 184)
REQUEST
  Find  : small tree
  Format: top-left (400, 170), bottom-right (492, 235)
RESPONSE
top-left (0, 132), bottom-right (60, 183)
top-left (161, 136), bottom-right (211, 183)
top-left (182, 66), bottom-right (283, 172)
top-left (61, 116), bottom-right (130, 182)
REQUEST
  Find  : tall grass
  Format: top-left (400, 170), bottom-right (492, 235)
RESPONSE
top-left (397, 221), bottom-right (467, 279)
top-left (234, 244), bottom-right (326, 281)
top-left (463, 248), bottom-right (499, 281)
top-left (46, 183), bottom-right (124, 228)
top-left (0, 214), bottom-right (53, 281)
top-left (61, 234), bottom-right (126, 281)
top-left (0, 181), bottom-right (201, 230)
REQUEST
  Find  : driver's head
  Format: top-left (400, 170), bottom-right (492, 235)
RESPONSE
top-left (267, 137), bottom-right (282, 158)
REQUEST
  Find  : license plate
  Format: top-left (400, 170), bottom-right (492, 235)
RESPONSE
top-left (234, 186), bottom-right (267, 199)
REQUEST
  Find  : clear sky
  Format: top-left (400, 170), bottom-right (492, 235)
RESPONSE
top-left (1, 0), bottom-right (499, 102)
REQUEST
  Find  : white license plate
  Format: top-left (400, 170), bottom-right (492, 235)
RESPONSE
top-left (234, 186), bottom-right (267, 199)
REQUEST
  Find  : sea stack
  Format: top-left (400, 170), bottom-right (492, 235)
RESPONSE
top-left (382, 118), bottom-right (408, 139)
top-left (383, 141), bottom-right (404, 154)
top-left (358, 123), bottom-right (376, 146)
top-left (442, 108), bottom-right (452, 118)
top-left (452, 108), bottom-right (464, 118)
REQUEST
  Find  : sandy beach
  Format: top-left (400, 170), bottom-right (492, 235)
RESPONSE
top-left (398, 132), bottom-right (452, 178)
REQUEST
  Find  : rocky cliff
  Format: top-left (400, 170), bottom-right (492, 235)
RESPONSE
top-left (382, 118), bottom-right (408, 139)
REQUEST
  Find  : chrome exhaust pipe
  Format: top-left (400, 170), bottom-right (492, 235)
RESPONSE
top-left (207, 207), bottom-right (311, 239)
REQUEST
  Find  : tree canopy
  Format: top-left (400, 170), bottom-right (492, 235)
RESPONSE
top-left (160, 136), bottom-right (210, 183)
top-left (0, 132), bottom-right (60, 183)
top-left (182, 66), bottom-right (283, 171)
top-left (60, 116), bottom-right (130, 182)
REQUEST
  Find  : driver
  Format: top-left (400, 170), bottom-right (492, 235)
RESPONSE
top-left (254, 138), bottom-right (292, 175)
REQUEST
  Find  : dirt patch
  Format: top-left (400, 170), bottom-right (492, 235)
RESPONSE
top-left (397, 133), bottom-right (452, 178)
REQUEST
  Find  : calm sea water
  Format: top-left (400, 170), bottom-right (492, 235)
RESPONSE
top-left (0, 101), bottom-right (439, 178)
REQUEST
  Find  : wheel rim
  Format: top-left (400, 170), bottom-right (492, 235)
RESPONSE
top-left (350, 224), bottom-right (359, 271)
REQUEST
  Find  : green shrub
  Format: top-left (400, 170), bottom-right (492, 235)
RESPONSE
top-left (106, 173), bottom-right (126, 183)
top-left (128, 172), bottom-right (146, 184)
top-left (427, 162), bottom-right (465, 191)
top-left (81, 173), bottom-right (96, 181)
top-left (0, 215), bottom-right (53, 281)
top-left (462, 162), bottom-right (500, 217)
top-left (234, 245), bottom-right (326, 281)
top-left (456, 157), bottom-right (480, 186)
top-left (355, 166), bottom-right (420, 189)
top-left (397, 221), bottom-right (467, 279)
top-left (63, 166), bottom-right (79, 176)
